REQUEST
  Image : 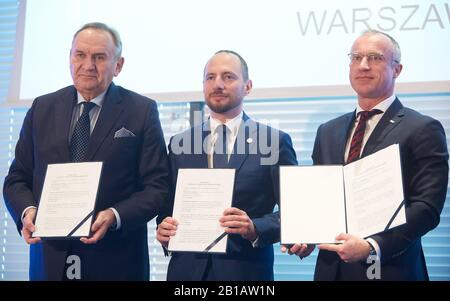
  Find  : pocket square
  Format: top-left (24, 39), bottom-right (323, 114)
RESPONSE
top-left (114, 127), bottom-right (136, 138)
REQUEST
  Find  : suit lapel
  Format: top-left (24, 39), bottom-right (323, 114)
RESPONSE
top-left (86, 83), bottom-right (124, 161)
top-left (362, 98), bottom-right (404, 157)
top-left (55, 86), bottom-right (77, 162)
top-left (338, 112), bottom-right (356, 164)
top-left (228, 113), bottom-right (255, 171)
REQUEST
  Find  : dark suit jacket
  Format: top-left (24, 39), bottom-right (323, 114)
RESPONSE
top-left (313, 98), bottom-right (448, 281)
top-left (157, 113), bottom-right (297, 280)
top-left (3, 83), bottom-right (170, 280)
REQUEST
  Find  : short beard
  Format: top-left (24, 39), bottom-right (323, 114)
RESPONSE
top-left (206, 99), bottom-right (241, 114)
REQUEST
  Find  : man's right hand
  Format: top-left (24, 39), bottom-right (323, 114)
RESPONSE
top-left (22, 208), bottom-right (41, 244)
top-left (156, 217), bottom-right (178, 248)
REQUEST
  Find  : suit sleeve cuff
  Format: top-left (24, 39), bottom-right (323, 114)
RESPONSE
top-left (109, 207), bottom-right (121, 230)
top-left (251, 236), bottom-right (261, 248)
top-left (21, 206), bottom-right (37, 223)
top-left (366, 237), bottom-right (381, 260)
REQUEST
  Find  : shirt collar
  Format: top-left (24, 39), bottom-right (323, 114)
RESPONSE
top-left (209, 111), bottom-right (243, 136)
top-left (356, 94), bottom-right (396, 116)
top-left (77, 90), bottom-right (106, 108)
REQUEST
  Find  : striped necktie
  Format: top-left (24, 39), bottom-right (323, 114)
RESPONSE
top-left (346, 109), bottom-right (382, 164)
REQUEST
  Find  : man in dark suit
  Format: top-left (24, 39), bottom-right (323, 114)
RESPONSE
top-left (3, 22), bottom-right (170, 280)
top-left (156, 50), bottom-right (297, 280)
top-left (288, 30), bottom-right (448, 280)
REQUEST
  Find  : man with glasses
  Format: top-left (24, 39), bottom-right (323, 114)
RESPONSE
top-left (285, 30), bottom-right (448, 280)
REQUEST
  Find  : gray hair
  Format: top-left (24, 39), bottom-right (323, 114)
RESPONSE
top-left (360, 29), bottom-right (401, 64)
top-left (73, 22), bottom-right (122, 57)
top-left (214, 50), bottom-right (250, 81)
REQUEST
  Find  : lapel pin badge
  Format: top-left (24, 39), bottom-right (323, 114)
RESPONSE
top-left (246, 138), bottom-right (253, 144)
top-left (389, 119), bottom-right (395, 124)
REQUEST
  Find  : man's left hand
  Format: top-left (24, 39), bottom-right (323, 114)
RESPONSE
top-left (318, 233), bottom-right (371, 263)
top-left (281, 243), bottom-right (315, 259)
top-left (80, 209), bottom-right (116, 244)
top-left (220, 207), bottom-right (257, 241)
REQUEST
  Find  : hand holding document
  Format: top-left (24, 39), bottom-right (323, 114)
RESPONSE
top-left (168, 169), bottom-right (235, 253)
top-left (280, 144), bottom-right (405, 244)
top-left (33, 162), bottom-right (102, 239)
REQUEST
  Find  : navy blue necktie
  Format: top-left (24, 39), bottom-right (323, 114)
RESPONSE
top-left (70, 102), bottom-right (96, 162)
top-left (213, 124), bottom-right (229, 168)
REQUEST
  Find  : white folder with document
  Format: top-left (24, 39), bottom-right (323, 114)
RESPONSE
top-left (280, 144), bottom-right (406, 244)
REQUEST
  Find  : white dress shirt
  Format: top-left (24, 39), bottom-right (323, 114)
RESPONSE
top-left (344, 95), bottom-right (396, 161)
top-left (68, 91), bottom-right (105, 140)
top-left (208, 112), bottom-right (243, 168)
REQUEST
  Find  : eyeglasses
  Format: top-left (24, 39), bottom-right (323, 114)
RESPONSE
top-left (348, 52), bottom-right (392, 65)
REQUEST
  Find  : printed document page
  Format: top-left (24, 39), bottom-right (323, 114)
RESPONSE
top-left (168, 168), bottom-right (235, 253)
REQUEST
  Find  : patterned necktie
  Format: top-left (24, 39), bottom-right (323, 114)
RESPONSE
top-left (346, 109), bottom-right (383, 164)
top-left (70, 102), bottom-right (96, 162)
top-left (213, 124), bottom-right (229, 168)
